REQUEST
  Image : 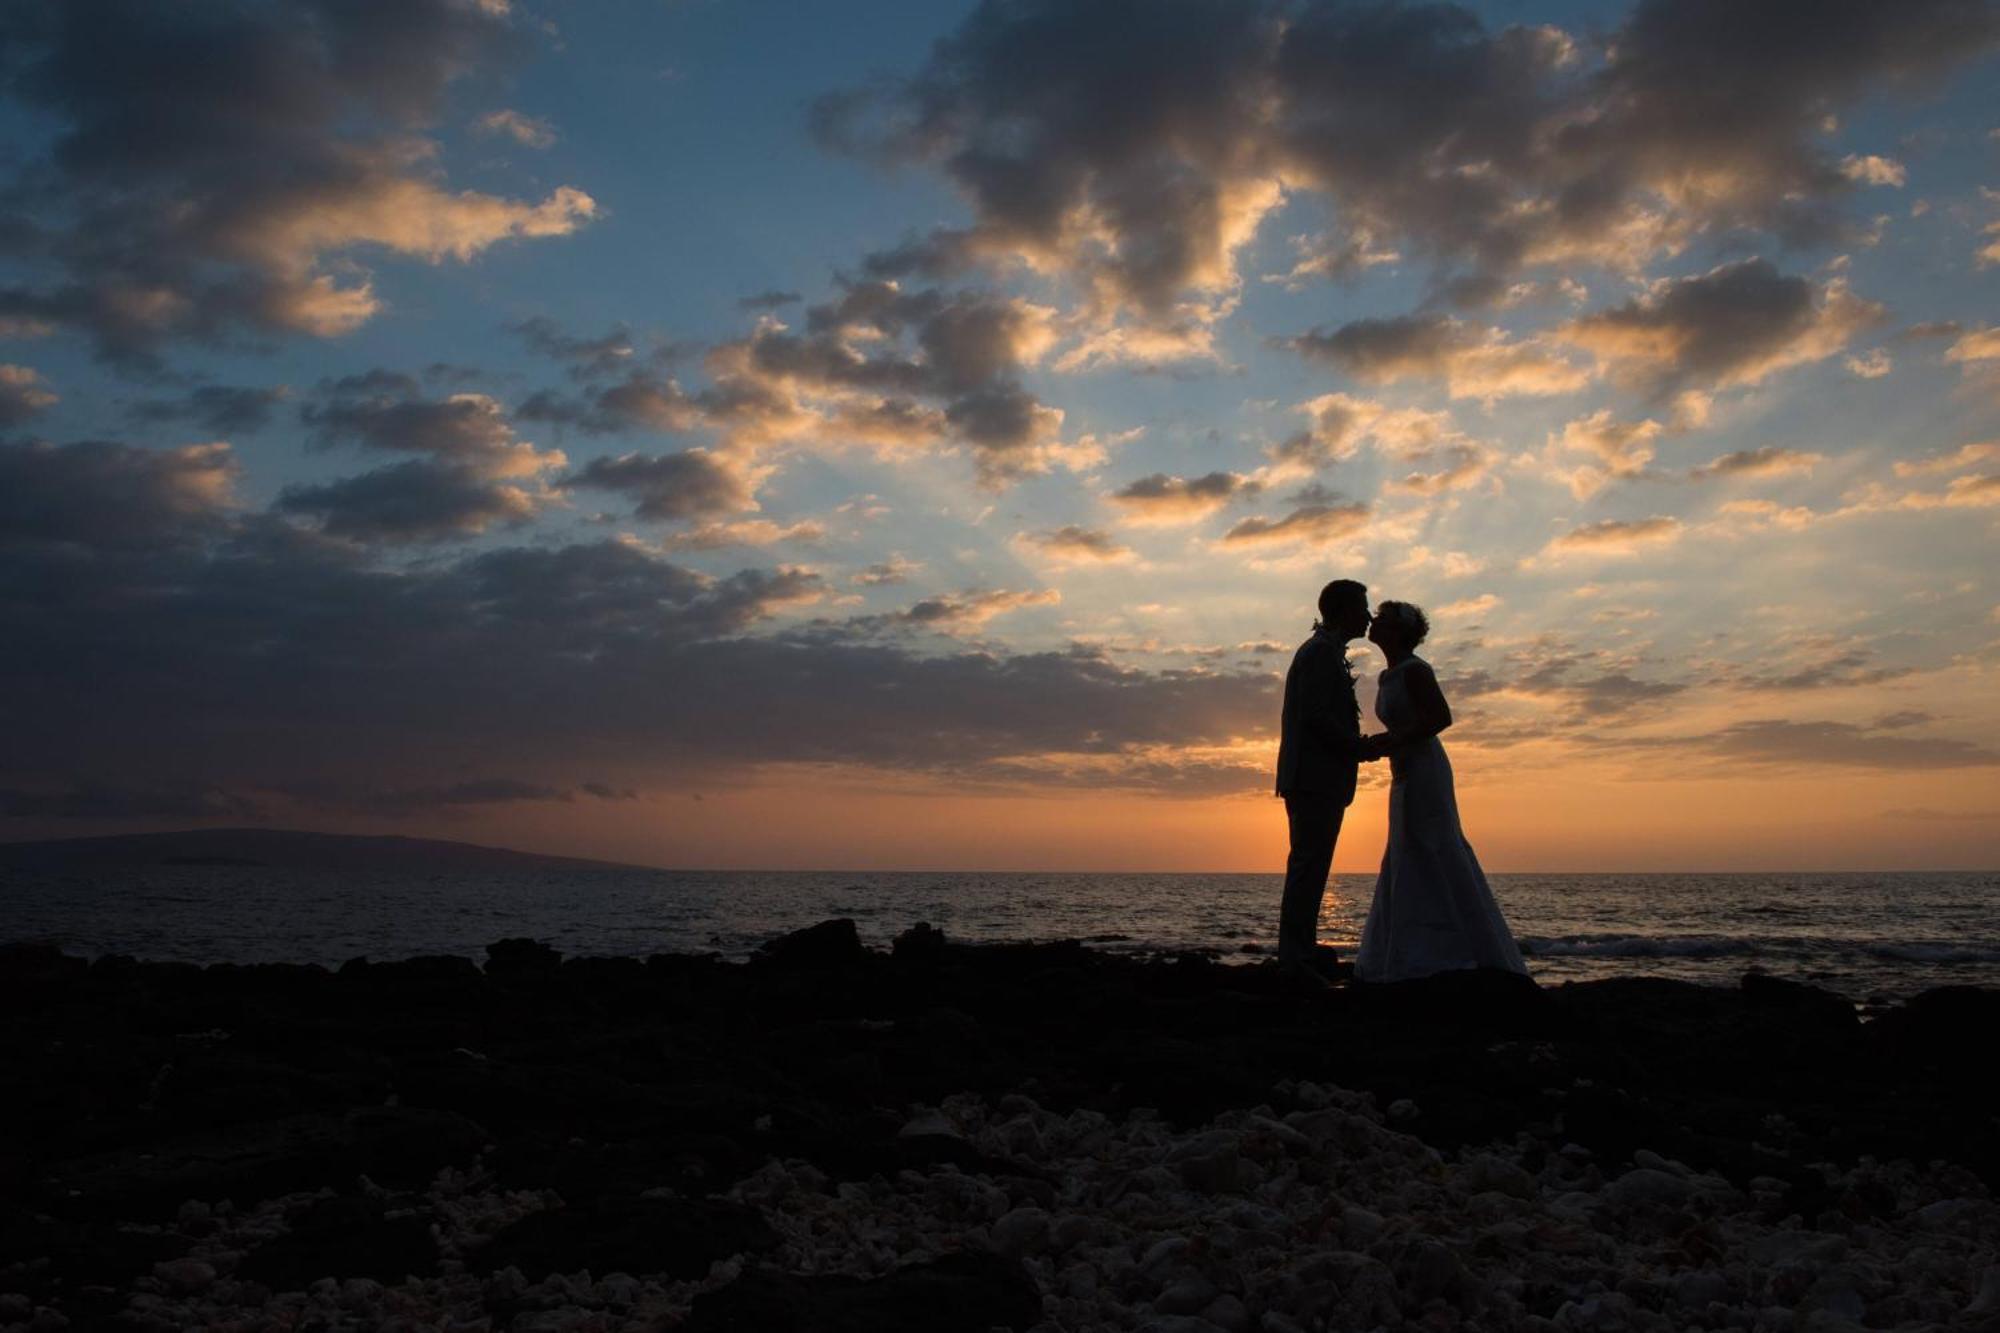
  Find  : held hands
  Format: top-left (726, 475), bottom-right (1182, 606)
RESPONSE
top-left (1359, 733), bottom-right (1392, 762)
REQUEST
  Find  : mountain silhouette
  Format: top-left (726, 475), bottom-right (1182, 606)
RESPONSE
top-left (0, 828), bottom-right (655, 874)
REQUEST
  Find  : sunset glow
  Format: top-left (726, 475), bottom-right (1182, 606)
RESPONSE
top-left (1, 0), bottom-right (1996, 869)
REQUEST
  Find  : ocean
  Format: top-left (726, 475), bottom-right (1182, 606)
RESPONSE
top-left (2, 866), bottom-right (1996, 1003)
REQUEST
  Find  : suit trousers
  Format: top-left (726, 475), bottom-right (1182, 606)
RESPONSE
top-left (1279, 791), bottom-right (1346, 965)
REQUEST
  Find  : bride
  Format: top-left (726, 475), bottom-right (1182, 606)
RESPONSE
top-left (1353, 600), bottom-right (1527, 983)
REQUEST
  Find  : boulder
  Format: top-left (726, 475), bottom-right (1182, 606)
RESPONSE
top-left (755, 919), bottom-right (866, 970)
top-left (484, 937), bottom-right (563, 978)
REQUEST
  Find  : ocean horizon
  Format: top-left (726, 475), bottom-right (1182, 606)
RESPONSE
top-left (4, 863), bottom-right (1995, 1004)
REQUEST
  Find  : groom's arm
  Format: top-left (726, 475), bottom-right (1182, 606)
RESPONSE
top-left (1300, 643), bottom-right (1362, 759)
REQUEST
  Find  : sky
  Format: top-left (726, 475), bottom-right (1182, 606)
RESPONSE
top-left (1, 0), bottom-right (1997, 872)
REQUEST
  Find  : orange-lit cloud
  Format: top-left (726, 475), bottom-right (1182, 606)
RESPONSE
top-left (473, 109), bottom-right (558, 150)
top-left (1219, 490), bottom-right (1370, 549)
top-left (1286, 314), bottom-right (1591, 401)
top-left (1541, 516), bottom-right (1685, 557)
top-left (1017, 525), bottom-right (1137, 564)
top-left (0, 364), bottom-right (58, 426)
top-left (1562, 261), bottom-right (1883, 392)
top-left (1110, 471), bottom-right (1261, 525)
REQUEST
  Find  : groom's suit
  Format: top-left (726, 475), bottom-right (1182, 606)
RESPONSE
top-left (1274, 627), bottom-right (1363, 967)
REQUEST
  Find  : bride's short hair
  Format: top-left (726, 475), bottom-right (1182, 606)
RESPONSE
top-left (1377, 600), bottom-right (1429, 647)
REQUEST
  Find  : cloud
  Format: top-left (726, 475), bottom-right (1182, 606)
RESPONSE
top-left (0, 438), bottom-right (237, 549)
top-left (1561, 260), bottom-right (1884, 393)
top-left (514, 281), bottom-right (1078, 486)
top-left (130, 384), bottom-right (290, 435)
top-left (0, 781), bottom-right (261, 821)
top-left (561, 450), bottom-right (756, 521)
top-left (1385, 443), bottom-right (1493, 496)
top-left (0, 0), bottom-right (597, 365)
top-left (1436, 593), bottom-right (1500, 619)
top-left (1689, 447), bottom-right (1824, 480)
top-left (738, 290), bottom-right (802, 312)
top-left (899, 588), bottom-right (1062, 628)
top-left (509, 317), bottom-right (639, 380)
top-left (1979, 188), bottom-right (2000, 268)
top-left (1894, 442), bottom-right (1998, 477)
top-left (281, 776), bottom-right (578, 816)
top-left (1839, 154), bottom-right (1907, 187)
top-left (0, 365), bottom-right (59, 426)
top-left (1945, 326), bottom-right (2000, 365)
top-left (1263, 227), bottom-right (1401, 288)
top-left (815, 0), bottom-right (1996, 329)
top-left (1269, 393), bottom-right (1499, 497)
top-left (1715, 498), bottom-right (1816, 530)
top-left (1490, 643), bottom-right (1685, 716)
top-left (1219, 488), bottom-right (1369, 549)
top-left (1017, 525), bottom-right (1136, 564)
top-left (1543, 516), bottom-right (1684, 556)
top-left (517, 372), bottom-right (709, 437)
top-left (473, 109), bottom-right (557, 150)
top-left (851, 555), bottom-right (922, 586)
top-left (1707, 719), bottom-right (1998, 770)
top-left (1852, 473), bottom-right (2000, 511)
top-left (1271, 395), bottom-right (1490, 488)
top-left (304, 374), bottom-right (563, 479)
top-left (1567, 672), bottom-right (1686, 714)
top-left (286, 375), bottom-right (565, 541)
top-left (0, 443), bottom-right (1303, 807)
top-left (277, 458), bottom-right (553, 543)
top-left (656, 519), bottom-right (825, 551)
top-left (1730, 647), bottom-right (1911, 691)
top-left (1284, 314), bottom-right (1589, 400)
top-left (1845, 349), bottom-right (1892, 378)
top-left (1882, 807), bottom-right (2000, 822)
top-left (1109, 471), bottom-right (1260, 525)
top-left (1549, 410), bottom-right (1663, 497)
top-left (1942, 475), bottom-right (2000, 506)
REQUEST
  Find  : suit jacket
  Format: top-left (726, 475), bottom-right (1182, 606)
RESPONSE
top-left (1274, 629), bottom-right (1362, 804)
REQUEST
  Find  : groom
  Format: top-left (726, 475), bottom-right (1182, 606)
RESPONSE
top-left (1274, 578), bottom-right (1374, 980)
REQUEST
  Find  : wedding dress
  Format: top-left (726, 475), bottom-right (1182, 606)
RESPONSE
top-left (1353, 658), bottom-right (1527, 982)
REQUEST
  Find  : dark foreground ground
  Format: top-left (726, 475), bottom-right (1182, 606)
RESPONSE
top-left (2, 920), bottom-right (1996, 1330)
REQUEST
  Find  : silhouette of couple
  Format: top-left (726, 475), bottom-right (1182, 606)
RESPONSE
top-left (1275, 578), bottom-right (1527, 986)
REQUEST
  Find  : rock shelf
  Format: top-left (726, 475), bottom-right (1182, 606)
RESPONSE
top-left (1, 921), bottom-right (1995, 1330)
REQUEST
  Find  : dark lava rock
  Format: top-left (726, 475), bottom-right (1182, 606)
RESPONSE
top-left (469, 1196), bottom-right (775, 1281)
top-left (237, 1193), bottom-right (436, 1291)
top-left (755, 918), bottom-right (865, 969)
top-left (1871, 985), bottom-right (2000, 1070)
top-left (1351, 966), bottom-right (1547, 1030)
top-left (486, 937), bottom-right (563, 979)
top-left (39, 1106), bottom-right (486, 1218)
top-left (686, 1251), bottom-right (1043, 1333)
top-left (1740, 972), bottom-right (1857, 1035)
top-left (490, 1133), bottom-right (757, 1200)
top-left (0, 1211), bottom-right (191, 1303)
top-left (0, 942), bottom-right (89, 1005)
top-left (892, 921), bottom-right (948, 965)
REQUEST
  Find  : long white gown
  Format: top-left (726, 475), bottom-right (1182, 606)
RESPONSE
top-left (1353, 658), bottom-right (1527, 982)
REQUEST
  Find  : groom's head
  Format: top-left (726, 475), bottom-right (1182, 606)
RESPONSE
top-left (1317, 579), bottom-right (1370, 639)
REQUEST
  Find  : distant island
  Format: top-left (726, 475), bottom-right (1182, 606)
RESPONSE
top-left (0, 827), bottom-right (657, 874)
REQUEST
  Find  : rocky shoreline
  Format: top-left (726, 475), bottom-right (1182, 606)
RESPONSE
top-left (3, 921), bottom-right (1997, 1331)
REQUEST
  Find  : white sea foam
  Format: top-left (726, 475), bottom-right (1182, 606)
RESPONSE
top-left (1519, 934), bottom-right (1759, 959)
